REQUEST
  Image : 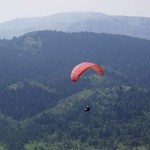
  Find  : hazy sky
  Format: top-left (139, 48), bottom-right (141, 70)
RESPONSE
top-left (0, 0), bottom-right (150, 23)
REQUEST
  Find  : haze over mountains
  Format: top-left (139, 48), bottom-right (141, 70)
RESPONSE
top-left (0, 12), bottom-right (150, 39)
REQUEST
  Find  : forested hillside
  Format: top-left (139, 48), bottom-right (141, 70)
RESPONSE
top-left (0, 31), bottom-right (149, 149)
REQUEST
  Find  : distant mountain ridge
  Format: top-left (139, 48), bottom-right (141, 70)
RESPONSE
top-left (0, 12), bottom-right (150, 39)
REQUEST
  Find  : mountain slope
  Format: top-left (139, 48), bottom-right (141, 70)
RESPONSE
top-left (0, 31), bottom-right (149, 149)
top-left (21, 87), bottom-right (150, 150)
top-left (0, 86), bottom-right (149, 149)
top-left (0, 30), bottom-right (150, 88)
top-left (0, 80), bottom-right (59, 120)
top-left (0, 12), bottom-right (150, 39)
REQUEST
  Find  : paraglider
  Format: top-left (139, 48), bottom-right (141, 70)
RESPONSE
top-left (85, 106), bottom-right (90, 112)
top-left (70, 62), bottom-right (104, 112)
top-left (71, 62), bottom-right (104, 82)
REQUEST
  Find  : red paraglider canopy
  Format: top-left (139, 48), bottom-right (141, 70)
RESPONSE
top-left (71, 62), bottom-right (104, 82)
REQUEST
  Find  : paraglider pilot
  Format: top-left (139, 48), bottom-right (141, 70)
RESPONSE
top-left (71, 62), bottom-right (104, 112)
top-left (85, 106), bottom-right (90, 112)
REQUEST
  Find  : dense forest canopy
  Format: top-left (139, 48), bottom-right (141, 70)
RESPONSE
top-left (0, 30), bottom-right (149, 149)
